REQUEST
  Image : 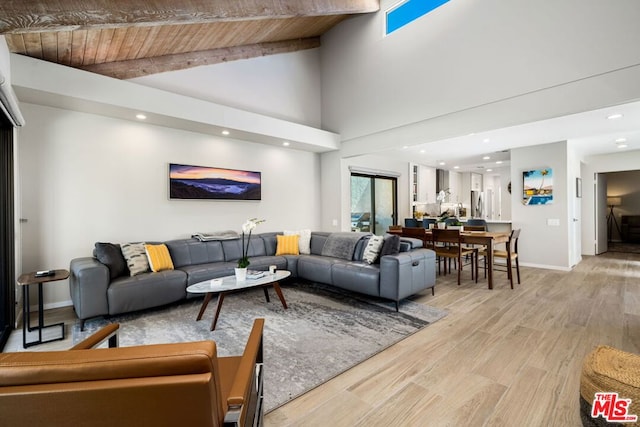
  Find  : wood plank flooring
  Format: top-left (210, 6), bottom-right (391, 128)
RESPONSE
top-left (4, 252), bottom-right (639, 426)
top-left (266, 252), bottom-right (640, 426)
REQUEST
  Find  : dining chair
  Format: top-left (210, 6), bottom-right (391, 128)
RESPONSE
top-left (401, 227), bottom-right (432, 249)
top-left (404, 218), bottom-right (419, 227)
top-left (478, 228), bottom-right (521, 289)
top-left (422, 218), bottom-right (436, 228)
top-left (431, 228), bottom-right (477, 286)
top-left (465, 218), bottom-right (487, 228)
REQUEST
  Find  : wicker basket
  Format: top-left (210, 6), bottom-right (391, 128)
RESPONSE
top-left (580, 345), bottom-right (640, 426)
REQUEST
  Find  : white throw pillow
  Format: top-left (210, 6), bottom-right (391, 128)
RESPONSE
top-left (362, 235), bottom-right (385, 264)
top-left (284, 229), bottom-right (311, 254)
top-left (120, 242), bottom-right (151, 276)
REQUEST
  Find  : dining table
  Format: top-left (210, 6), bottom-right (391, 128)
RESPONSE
top-left (389, 228), bottom-right (510, 290)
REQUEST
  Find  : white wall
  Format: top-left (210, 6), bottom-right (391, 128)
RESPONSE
top-left (321, 0), bottom-right (640, 151)
top-left (17, 103), bottom-right (320, 308)
top-left (319, 152), bottom-right (410, 232)
top-left (131, 49), bottom-right (322, 128)
top-left (510, 142), bottom-right (570, 270)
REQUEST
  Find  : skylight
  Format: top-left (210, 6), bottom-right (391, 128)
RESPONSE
top-left (386, 0), bottom-right (450, 35)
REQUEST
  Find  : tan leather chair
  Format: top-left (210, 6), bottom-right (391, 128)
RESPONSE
top-left (0, 319), bottom-right (264, 427)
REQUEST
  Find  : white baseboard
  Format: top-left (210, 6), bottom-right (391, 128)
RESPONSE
top-left (519, 262), bottom-right (572, 272)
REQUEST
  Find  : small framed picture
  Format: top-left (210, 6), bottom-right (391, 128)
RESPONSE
top-left (576, 177), bottom-right (582, 198)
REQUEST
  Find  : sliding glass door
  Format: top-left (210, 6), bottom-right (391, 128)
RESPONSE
top-left (351, 173), bottom-right (397, 235)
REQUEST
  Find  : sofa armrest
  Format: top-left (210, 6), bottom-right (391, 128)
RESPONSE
top-left (379, 249), bottom-right (436, 302)
top-left (69, 257), bottom-right (110, 326)
top-left (70, 324), bottom-right (119, 350)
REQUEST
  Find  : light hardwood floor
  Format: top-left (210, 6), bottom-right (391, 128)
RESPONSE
top-left (5, 252), bottom-right (639, 426)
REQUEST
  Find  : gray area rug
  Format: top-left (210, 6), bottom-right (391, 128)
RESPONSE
top-left (74, 282), bottom-right (447, 412)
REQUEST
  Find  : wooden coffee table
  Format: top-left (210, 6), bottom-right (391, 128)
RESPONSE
top-left (187, 270), bottom-right (290, 330)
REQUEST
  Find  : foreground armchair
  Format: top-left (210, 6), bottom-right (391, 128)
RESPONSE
top-left (0, 319), bottom-right (265, 427)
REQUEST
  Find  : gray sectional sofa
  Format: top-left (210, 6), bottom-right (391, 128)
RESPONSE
top-left (69, 232), bottom-right (436, 329)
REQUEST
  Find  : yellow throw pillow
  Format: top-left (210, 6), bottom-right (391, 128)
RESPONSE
top-left (144, 244), bottom-right (174, 272)
top-left (276, 234), bottom-right (300, 256)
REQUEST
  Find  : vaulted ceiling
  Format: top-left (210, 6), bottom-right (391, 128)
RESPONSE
top-left (0, 0), bottom-right (379, 79)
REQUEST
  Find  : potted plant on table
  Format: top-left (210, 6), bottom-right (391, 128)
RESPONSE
top-left (236, 217), bottom-right (265, 281)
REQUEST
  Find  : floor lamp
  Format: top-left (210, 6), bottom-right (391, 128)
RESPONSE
top-left (607, 196), bottom-right (622, 243)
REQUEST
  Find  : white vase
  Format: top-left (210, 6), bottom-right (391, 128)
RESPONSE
top-left (234, 267), bottom-right (247, 281)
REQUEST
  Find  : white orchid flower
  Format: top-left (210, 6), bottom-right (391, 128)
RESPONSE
top-left (242, 220), bottom-right (255, 234)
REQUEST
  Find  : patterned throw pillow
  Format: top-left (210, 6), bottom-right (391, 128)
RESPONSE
top-left (276, 234), bottom-right (300, 256)
top-left (284, 229), bottom-right (311, 254)
top-left (362, 235), bottom-right (385, 264)
top-left (144, 244), bottom-right (174, 272)
top-left (120, 242), bottom-right (151, 276)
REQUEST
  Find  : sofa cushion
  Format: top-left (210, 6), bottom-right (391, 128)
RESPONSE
top-left (94, 242), bottom-right (128, 279)
top-left (331, 262), bottom-right (380, 296)
top-left (144, 244), bottom-right (174, 272)
top-left (221, 238), bottom-right (267, 262)
top-left (107, 270), bottom-right (187, 315)
top-left (120, 243), bottom-right (151, 277)
top-left (297, 255), bottom-right (342, 284)
top-left (276, 235), bottom-right (299, 256)
top-left (165, 239), bottom-right (224, 268)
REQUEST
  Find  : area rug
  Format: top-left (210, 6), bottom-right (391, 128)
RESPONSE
top-left (74, 282), bottom-right (447, 412)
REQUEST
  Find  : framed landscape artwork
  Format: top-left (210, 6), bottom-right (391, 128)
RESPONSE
top-left (522, 168), bottom-right (553, 205)
top-left (169, 163), bottom-right (261, 200)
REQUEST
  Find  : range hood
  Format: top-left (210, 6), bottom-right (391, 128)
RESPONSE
top-left (436, 169), bottom-right (449, 193)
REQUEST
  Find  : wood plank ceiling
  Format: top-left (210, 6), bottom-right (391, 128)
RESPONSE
top-left (0, 0), bottom-right (379, 79)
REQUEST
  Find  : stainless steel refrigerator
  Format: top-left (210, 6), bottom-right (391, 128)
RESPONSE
top-left (470, 190), bottom-right (484, 218)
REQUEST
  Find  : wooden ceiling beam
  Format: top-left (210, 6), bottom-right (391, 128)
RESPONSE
top-left (80, 37), bottom-right (322, 79)
top-left (0, 0), bottom-right (379, 33)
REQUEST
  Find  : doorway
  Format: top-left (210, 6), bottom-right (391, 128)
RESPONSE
top-left (350, 173), bottom-right (397, 235)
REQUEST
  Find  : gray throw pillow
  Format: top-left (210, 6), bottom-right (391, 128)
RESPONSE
top-left (95, 242), bottom-right (128, 279)
top-left (379, 235), bottom-right (401, 259)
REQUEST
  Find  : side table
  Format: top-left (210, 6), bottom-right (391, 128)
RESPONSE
top-left (17, 269), bottom-right (69, 348)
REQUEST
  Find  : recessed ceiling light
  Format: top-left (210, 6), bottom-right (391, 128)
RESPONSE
top-left (468, 133), bottom-right (476, 136)
top-left (135, 114), bottom-right (146, 120)
top-left (486, 169), bottom-right (493, 172)
top-left (402, 145), bottom-right (409, 149)
top-left (453, 166), bottom-right (460, 169)
top-left (420, 149), bottom-right (426, 154)
top-left (483, 156), bottom-right (490, 160)
top-left (615, 138), bottom-right (627, 143)
top-left (496, 160), bottom-right (503, 164)
top-left (439, 161), bottom-right (446, 166)
top-left (617, 143), bottom-right (628, 149)
top-left (607, 113), bottom-right (623, 120)
top-left (282, 141), bottom-right (290, 146)
top-left (222, 130), bottom-right (230, 135)
top-left (483, 138), bottom-right (490, 143)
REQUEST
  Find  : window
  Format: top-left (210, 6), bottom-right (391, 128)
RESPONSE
top-left (386, 0), bottom-right (450, 35)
